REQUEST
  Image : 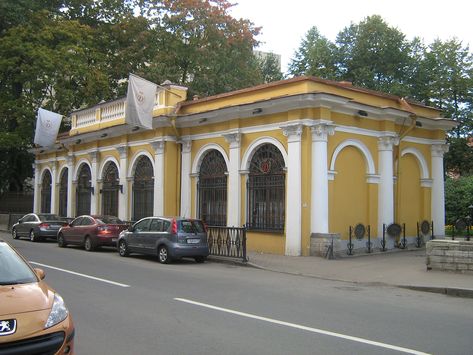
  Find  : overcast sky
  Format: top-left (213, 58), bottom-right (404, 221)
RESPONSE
top-left (230, 0), bottom-right (473, 74)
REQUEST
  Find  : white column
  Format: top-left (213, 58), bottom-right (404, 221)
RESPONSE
top-left (50, 162), bottom-right (58, 214)
top-left (431, 144), bottom-right (449, 236)
top-left (310, 121), bottom-right (335, 234)
top-left (282, 123), bottom-right (303, 256)
top-left (180, 138), bottom-right (192, 217)
top-left (33, 162), bottom-right (40, 213)
top-left (151, 140), bottom-right (165, 216)
top-left (66, 155), bottom-right (74, 217)
top-left (117, 146), bottom-right (128, 221)
top-left (89, 151), bottom-right (98, 215)
top-left (377, 135), bottom-right (397, 240)
top-left (223, 131), bottom-right (241, 227)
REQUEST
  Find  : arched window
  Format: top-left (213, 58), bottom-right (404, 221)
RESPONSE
top-left (133, 156), bottom-right (154, 221)
top-left (101, 162), bottom-right (119, 217)
top-left (59, 168), bottom-right (68, 217)
top-left (198, 150), bottom-right (227, 226)
top-left (247, 144), bottom-right (285, 231)
top-left (76, 164), bottom-right (91, 216)
top-left (40, 170), bottom-right (52, 213)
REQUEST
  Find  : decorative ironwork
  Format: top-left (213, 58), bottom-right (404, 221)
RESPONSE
top-left (366, 225), bottom-right (372, 253)
top-left (207, 226), bottom-right (247, 261)
top-left (198, 150), bottom-right (227, 226)
top-left (348, 224), bottom-right (370, 255)
top-left (354, 223), bottom-right (366, 240)
top-left (59, 168), bottom-right (68, 217)
top-left (420, 220), bottom-right (431, 236)
top-left (381, 224), bottom-right (387, 251)
top-left (347, 226), bottom-right (354, 255)
top-left (40, 170), bottom-right (52, 213)
top-left (455, 218), bottom-right (467, 232)
top-left (247, 144), bottom-right (285, 231)
top-left (133, 156), bottom-right (154, 221)
top-left (387, 223), bottom-right (402, 238)
top-left (102, 162), bottom-right (119, 217)
top-left (76, 164), bottom-right (92, 216)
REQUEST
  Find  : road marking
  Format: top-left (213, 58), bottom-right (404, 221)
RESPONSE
top-left (30, 261), bottom-right (130, 288)
top-left (174, 298), bottom-right (430, 355)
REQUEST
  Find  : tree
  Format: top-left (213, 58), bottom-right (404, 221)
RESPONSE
top-left (444, 137), bottom-right (473, 177)
top-left (445, 175), bottom-right (473, 224)
top-left (257, 52), bottom-right (284, 83)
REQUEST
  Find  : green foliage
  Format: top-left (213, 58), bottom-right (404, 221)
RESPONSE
top-left (445, 176), bottom-right (473, 224)
top-left (257, 52), bottom-right (284, 83)
top-left (444, 137), bottom-right (473, 176)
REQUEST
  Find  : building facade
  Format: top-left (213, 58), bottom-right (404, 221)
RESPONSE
top-left (31, 77), bottom-right (456, 256)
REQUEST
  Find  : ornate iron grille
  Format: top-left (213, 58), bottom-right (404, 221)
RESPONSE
top-left (247, 144), bottom-right (285, 231)
top-left (133, 156), bottom-right (154, 221)
top-left (208, 226), bottom-right (247, 261)
top-left (40, 171), bottom-right (52, 213)
top-left (76, 164), bottom-right (91, 216)
top-left (101, 162), bottom-right (119, 217)
top-left (59, 168), bottom-right (68, 217)
top-left (198, 150), bottom-right (227, 226)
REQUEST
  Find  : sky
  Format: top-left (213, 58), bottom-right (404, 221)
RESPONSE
top-left (229, 0), bottom-right (473, 74)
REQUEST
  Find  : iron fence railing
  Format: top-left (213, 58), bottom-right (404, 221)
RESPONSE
top-left (207, 226), bottom-right (247, 261)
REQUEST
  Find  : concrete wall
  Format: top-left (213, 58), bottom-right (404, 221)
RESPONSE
top-left (426, 239), bottom-right (473, 273)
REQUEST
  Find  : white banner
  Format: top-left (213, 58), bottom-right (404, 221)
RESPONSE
top-left (33, 108), bottom-right (63, 147)
top-left (125, 73), bottom-right (157, 129)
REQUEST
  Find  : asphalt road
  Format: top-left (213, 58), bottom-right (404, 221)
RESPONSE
top-left (4, 231), bottom-right (473, 355)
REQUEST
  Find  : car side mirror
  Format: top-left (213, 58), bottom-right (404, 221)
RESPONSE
top-left (34, 268), bottom-right (46, 280)
top-left (18, 219), bottom-right (22, 224)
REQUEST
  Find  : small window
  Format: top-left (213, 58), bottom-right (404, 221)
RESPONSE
top-left (149, 219), bottom-right (163, 232)
top-left (133, 218), bottom-right (151, 232)
top-left (81, 217), bottom-right (94, 226)
top-left (71, 217), bottom-right (83, 227)
top-left (178, 220), bottom-right (205, 233)
top-left (96, 216), bottom-right (124, 225)
top-left (162, 220), bottom-right (171, 232)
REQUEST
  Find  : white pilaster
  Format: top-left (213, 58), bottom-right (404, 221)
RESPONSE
top-left (117, 145), bottom-right (128, 220)
top-left (66, 155), bottom-right (74, 217)
top-left (33, 162), bottom-right (40, 213)
top-left (281, 123), bottom-right (303, 256)
top-left (89, 151), bottom-right (98, 215)
top-left (180, 138), bottom-right (192, 217)
top-left (377, 135), bottom-right (397, 239)
top-left (50, 162), bottom-right (58, 214)
top-left (223, 131), bottom-right (241, 227)
top-left (151, 140), bottom-right (165, 216)
top-left (310, 121), bottom-right (335, 234)
top-left (431, 144), bottom-right (449, 236)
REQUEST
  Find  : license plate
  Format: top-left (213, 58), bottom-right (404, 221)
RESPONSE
top-left (112, 238), bottom-right (118, 242)
top-left (187, 239), bottom-right (200, 244)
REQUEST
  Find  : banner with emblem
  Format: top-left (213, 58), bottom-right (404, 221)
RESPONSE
top-left (125, 73), bottom-right (157, 130)
top-left (33, 108), bottom-right (63, 147)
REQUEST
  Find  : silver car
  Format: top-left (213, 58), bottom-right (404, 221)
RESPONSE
top-left (117, 217), bottom-right (209, 264)
top-left (11, 214), bottom-right (68, 242)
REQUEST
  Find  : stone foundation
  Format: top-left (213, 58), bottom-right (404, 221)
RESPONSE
top-left (310, 233), bottom-right (341, 257)
top-left (426, 239), bottom-right (473, 273)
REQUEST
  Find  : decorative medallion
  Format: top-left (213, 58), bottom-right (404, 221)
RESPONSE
top-left (260, 159), bottom-right (272, 174)
top-left (386, 223), bottom-right (402, 238)
top-left (354, 223), bottom-right (366, 240)
top-left (420, 220), bottom-right (431, 236)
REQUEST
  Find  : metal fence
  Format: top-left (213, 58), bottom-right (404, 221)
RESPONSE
top-left (0, 192), bottom-right (33, 214)
top-left (207, 226), bottom-right (247, 261)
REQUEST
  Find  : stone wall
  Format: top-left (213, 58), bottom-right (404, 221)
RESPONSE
top-left (426, 239), bottom-right (473, 273)
top-left (310, 233), bottom-right (341, 258)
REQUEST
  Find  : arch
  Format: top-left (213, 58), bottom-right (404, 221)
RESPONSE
top-left (192, 143), bottom-right (229, 175)
top-left (76, 163), bottom-right (92, 216)
top-left (40, 169), bottom-right (52, 213)
top-left (99, 156), bottom-right (121, 180)
top-left (39, 166), bottom-right (53, 182)
top-left (330, 139), bottom-right (376, 175)
top-left (401, 147), bottom-right (429, 179)
top-left (101, 160), bottom-right (119, 217)
top-left (58, 167), bottom-right (68, 217)
top-left (131, 155), bottom-right (154, 221)
top-left (128, 150), bottom-right (155, 178)
top-left (241, 136), bottom-right (288, 171)
top-left (74, 159), bottom-right (92, 181)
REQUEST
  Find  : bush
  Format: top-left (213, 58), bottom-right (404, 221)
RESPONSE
top-left (445, 176), bottom-right (473, 225)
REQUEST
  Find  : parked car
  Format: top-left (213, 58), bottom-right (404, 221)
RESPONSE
top-left (117, 217), bottom-right (210, 264)
top-left (57, 215), bottom-right (128, 251)
top-left (11, 213), bottom-right (68, 242)
top-left (0, 239), bottom-right (75, 354)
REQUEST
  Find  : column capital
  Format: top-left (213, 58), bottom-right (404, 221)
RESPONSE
top-left (223, 130), bottom-right (241, 149)
top-left (377, 135), bottom-right (399, 151)
top-left (179, 137), bottom-right (192, 153)
top-left (66, 154), bottom-right (75, 165)
top-left (431, 143), bottom-right (449, 157)
top-left (281, 123), bottom-right (303, 143)
top-left (310, 121), bottom-right (335, 142)
top-left (151, 140), bottom-right (165, 155)
top-left (89, 150), bottom-right (98, 162)
top-left (116, 145), bottom-right (128, 159)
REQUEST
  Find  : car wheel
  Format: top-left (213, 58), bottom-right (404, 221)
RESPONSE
top-left (118, 240), bottom-right (129, 257)
top-left (12, 228), bottom-right (19, 239)
top-left (194, 256), bottom-right (206, 263)
top-left (58, 234), bottom-right (67, 248)
top-left (158, 245), bottom-right (170, 264)
top-left (29, 230), bottom-right (40, 242)
top-left (84, 236), bottom-right (96, 251)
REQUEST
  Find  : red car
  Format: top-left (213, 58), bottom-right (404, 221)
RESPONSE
top-left (57, 215), bottom-right (129, 251)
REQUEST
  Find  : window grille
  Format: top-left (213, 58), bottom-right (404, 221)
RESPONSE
top-left (59, 168), bottom-right (68, 217)
top-left (133, 156), bottom-right (154, 221)
top-left (76, 164), bottom-right (91, 216)
top-left (101, 162), bottom-right (119, 217)
top-left (198, 150), bottom-right (227, 226)
top-left (247, 144), bottom-right (285, 232)
top-left (41, 170), bottom-right (52, 213)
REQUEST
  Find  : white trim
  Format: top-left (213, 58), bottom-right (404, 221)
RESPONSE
top-left (240, 136), bottom-right (288, 171)
top-left (39, 166), bottom-right (53, 182)
top-left (98, 156), bottom-right (120, 180)
top-left (400, 147), bottom-right (430, 179)
top-left (57, 164), bottom-right (68, 180)
top-left (73, 159), bottom-right (92, 180)
top-left (330, 139), bottom-right (376, 175)
top-left (191, 143), bottom-right (230, 175)
top-left (127, 150), bottom-right (155, 178)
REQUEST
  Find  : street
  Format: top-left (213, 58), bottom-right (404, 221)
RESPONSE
top-left (4, 232), bottom-right (473, 355)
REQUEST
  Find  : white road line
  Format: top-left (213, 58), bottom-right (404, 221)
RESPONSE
top-left (30, 261), bottom-right (130, 288)
top-left (174, 298), bottom-right (430, 355)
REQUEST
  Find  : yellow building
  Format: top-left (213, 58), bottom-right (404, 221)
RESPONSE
top-left (31, 77), bottom-right (456, 256)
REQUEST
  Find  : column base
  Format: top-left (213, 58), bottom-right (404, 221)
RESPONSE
top-left (310, 233), bottom-right (341, 258)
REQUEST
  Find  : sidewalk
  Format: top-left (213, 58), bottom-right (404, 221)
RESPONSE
top-left (238, 248), bottom-right (473, 298)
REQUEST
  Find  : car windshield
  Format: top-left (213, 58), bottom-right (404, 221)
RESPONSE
top-left (38, 214), bottom-right (62, 221)
top-left (0, 242), bottom-right (37, 285)
top-left (96, 216), bottom-right (124, 225)
top-left (179, 220), bottom-right (206, 233)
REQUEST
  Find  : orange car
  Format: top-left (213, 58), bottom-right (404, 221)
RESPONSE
top-left (0, 239), bottom-right (75, 354)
